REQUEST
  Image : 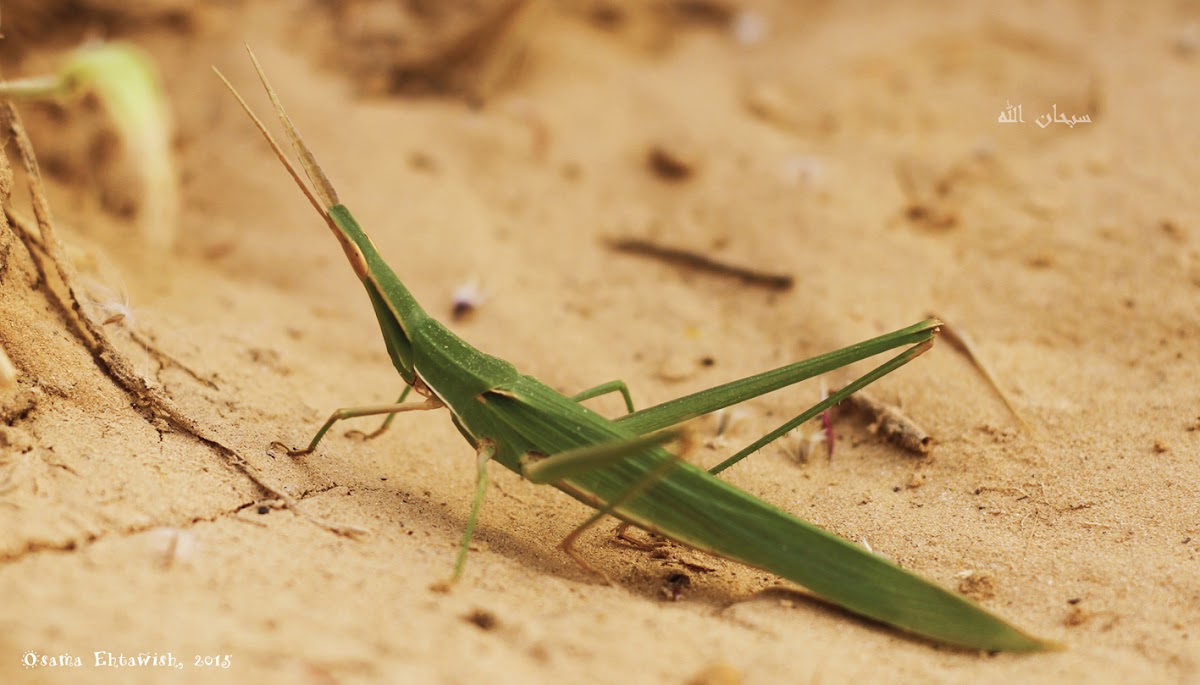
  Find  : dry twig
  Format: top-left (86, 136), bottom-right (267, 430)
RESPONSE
top-left (0, 102), bottom-right (363, 538)
top-left (841, 388), bottom-right (932, 455)
top-left (934, 313), bottom-right (1031, 430)
top-left (609, 237), bottom-right (794, 291)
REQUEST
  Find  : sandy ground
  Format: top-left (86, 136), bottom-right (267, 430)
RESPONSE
top-left (1, 1), bottom-right (1198, 683)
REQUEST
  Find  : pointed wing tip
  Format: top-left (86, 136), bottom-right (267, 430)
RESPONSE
top-left (975, 628), bottom-right (1064, 654)
top-left (1021, 635), bottom-right (1067, 653)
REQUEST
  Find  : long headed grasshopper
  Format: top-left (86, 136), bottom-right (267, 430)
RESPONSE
top-left (216, 51), bottom-right (1053, 652)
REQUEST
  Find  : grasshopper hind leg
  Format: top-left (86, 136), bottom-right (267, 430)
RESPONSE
top-left (557, 453), bottom-right (681, 584)
top-left (519, 430), bottom-right (688, 583)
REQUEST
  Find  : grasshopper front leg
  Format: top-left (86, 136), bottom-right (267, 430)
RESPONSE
top-left (295, 356), bottom-right (630, 455)
top-left (344, 386), bottom-right (414, 442)
top-left (570, 379), bottom-right (636, 415)
top-left (281, 395), bottom-right (441, 456)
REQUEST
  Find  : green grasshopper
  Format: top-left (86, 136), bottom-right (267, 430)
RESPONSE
top-left (216, 51), bottom-right (1054, 653)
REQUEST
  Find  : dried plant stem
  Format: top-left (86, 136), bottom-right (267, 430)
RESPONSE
top-left (4, 207), bottom-right (218, 391)
top-left (840, 388), bottom-right (932, 455)
top-left (0, 343), bottom-right (16, 388)
top-left (609, 237), bottom-right (794, 291)
top-left (1, 101), bottom-right (362, 538)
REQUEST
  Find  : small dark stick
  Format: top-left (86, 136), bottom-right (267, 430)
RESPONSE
top-left (609, 238), bottom-right (794, 291)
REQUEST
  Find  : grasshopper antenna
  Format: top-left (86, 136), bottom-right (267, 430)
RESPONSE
top-left (212, 62), bottom-right (326, 219)
top-left (214, 47), bottom-right (369, 279)
top-left (242, 46), bottom-right (340, 209)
